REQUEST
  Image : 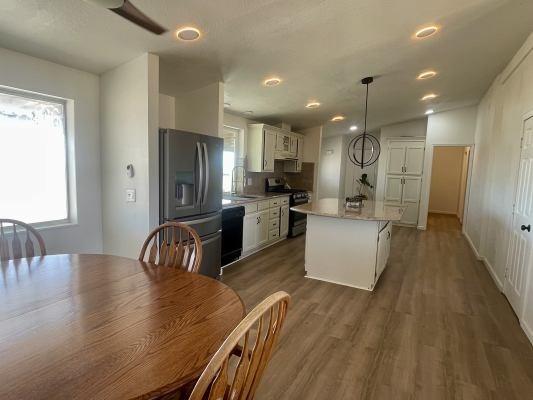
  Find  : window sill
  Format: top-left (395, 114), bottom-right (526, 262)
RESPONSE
top-left (31, 220), bottom-right (79, 232)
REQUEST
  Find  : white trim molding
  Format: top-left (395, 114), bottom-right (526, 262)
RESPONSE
top-left (463, 230), bottom-right (503, 291)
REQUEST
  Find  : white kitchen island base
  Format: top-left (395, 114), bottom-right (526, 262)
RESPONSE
top-left (292, 198), bottom-right (404, 291)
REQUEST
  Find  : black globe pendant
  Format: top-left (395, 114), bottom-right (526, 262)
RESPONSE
top-left (348, 77), bottom-right (381, 169)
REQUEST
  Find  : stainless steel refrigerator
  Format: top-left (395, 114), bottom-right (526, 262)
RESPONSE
top-left (159, 128), bottom-right (223, 278)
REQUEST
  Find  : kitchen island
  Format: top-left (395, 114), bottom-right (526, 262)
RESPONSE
top-left (291, 198), bottom-right (405, 291)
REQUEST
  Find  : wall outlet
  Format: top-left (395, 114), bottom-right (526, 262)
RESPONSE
top-left (126, 189), bottom-right (136, 202)
top-left (247, 177), bottom-right (253, 185)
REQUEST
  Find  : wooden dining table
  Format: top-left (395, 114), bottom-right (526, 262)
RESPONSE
top-left (0, 254), bottom-right (245, 400)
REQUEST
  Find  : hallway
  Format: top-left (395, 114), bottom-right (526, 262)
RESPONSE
top-left (222, 214), bottom-right (533, 399)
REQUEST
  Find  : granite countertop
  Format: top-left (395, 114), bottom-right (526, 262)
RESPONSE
top-left (291, 198), bottom-right (405, 221)
top-left (222, 193), bottom-right (291, 209)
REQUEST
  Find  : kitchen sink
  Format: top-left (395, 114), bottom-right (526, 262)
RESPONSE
top-left (223, 194), bottom-right (263, 201)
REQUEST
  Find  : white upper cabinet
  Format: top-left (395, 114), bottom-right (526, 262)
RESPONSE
top-left (386, 140), bottom-right (425, 175)
top-left (247, 124), bottom-right (277, 172)
top-left (404, 143), bottom-right (425, 175)
top-left (248, 124), bottom-right (304, 172)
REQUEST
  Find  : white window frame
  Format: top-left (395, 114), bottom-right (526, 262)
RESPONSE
top-left (0, 86), bottom-right (74, 229)
top-left (222, 125), bottom-right (241, 194)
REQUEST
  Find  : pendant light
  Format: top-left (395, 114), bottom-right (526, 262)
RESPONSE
top-left (347, 77), bottom-right (381, 169)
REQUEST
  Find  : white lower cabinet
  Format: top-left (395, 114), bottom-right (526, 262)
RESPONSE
top-left (376, 222), bottom-right (391, 281)
top-left (243, 213), bottom-right (258, 253)
top-left (280, 205), bottom-right (289, 237)
top-left (241, 196), bottom-right (290, 255)
top-left (257, 209), bottom-right (270, 247)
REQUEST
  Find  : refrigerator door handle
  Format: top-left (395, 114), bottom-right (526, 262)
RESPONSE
top-left (197, 142), bottom-right (204, 205)
top-left (202, 142), bottom-right (209, 206)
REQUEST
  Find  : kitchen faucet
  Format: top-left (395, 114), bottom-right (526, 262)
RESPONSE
top-left (231, 165), bottom-right (246, 195)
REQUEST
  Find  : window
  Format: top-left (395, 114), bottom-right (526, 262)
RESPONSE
top-left (222, 126), bottom-right (239, 193)
top-left (0, 89), bottom-right (69, 225)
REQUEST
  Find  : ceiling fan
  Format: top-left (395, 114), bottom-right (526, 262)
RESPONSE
top-left (84, 0), bottom-right (167, 35)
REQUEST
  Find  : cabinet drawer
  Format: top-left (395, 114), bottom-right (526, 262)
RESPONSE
top-left (269, 218), bottom-right (279, 230)
top-left (258, 200), bottom-right (270, 211)
top-left (244, 202), bottom-right (258, 214)
top-left (280, 197), bottom-right (289, 205)
top-left (269, 228), bottom-right (280, 241)
top-left (269, 198), bottom-right (281, 208)
top-left (269, 207), bottom-right (280, 219)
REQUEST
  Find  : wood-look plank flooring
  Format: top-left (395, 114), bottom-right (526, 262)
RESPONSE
top-left (222, 214), bottom-right (533, 399)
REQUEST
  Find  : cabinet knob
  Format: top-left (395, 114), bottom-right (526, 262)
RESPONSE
top-left (521, 224), bottom-right (531, 232)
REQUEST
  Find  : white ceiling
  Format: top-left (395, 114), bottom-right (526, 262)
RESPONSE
top-left (1, 0), bottom-right (532, 135)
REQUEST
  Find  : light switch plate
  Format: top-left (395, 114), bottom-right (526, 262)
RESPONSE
top-left (126, 189), bottom-right (136, 202)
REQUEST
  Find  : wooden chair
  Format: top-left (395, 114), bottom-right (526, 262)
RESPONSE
top-left (139, 222), bottom-right (203, 273)
top-left (0, 219), bottom-right (47, 261)
top-left (188, 291), bottom-right (291, 400)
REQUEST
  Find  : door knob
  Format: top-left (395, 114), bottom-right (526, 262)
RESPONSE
top-left (521, 224), bottom-right (531, 232)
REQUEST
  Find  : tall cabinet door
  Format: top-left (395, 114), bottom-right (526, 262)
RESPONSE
top-left (385, 176), bottom-right (403, 203)
top-left (280, 205), bottom-right (290, 236)
top-left (387, 142), bottom-right (406, 174)
top-left (404, 142), bottom-right (425, 175)
top-left (256, 209), bottom-right (270, 246)
top-left (263, 130), bottom-right (276, 172)
top-left (401, 177), bottom-right (422, 225)
top-left (242, 213), bottom-right (257, 253)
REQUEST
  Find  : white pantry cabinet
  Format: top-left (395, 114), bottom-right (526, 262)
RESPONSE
top-left (384, 139), bottom-right (425, 226)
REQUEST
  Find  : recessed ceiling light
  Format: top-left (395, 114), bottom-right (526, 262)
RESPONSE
top-left (224, 102), bottom-right (231, 108)
top-left (244, 111), bottom-right (254, 116)
top-left (421, 93), bottom-right (438, 101)
top-left (417, 70), bottom-right (437, 80)
top-left (425, 109), bottom-right (434, 115)
top-left (176, 27), bottom-right (201, 41)
top-left (263, 77), bottom-right (281, 87)
top-left (306, 101), bottom-right (321, 109)
top-left (414, 26), bottom-right (439, 39)
top-left (349, 125), bottom-right (358, 131)
top-left (331, 115), bottom-right (345, 122)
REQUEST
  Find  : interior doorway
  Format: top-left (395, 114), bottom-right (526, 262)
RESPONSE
top-left (428, 146), bottom-right (471, 225)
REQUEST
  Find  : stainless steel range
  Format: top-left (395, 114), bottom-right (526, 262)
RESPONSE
top-left (265, 178), bottom-right (309, 237)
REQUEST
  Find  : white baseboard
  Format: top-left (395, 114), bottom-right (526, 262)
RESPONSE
top-left (463, 231), bottom-right (504, 291)
top-left (428, 210), bottom-right (458, 216)
top-left (482, 255), bottom-right (504, 291)
top-left (521, 320), bottom-right (533, 347)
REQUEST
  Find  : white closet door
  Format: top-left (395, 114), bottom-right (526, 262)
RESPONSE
top-left (505, 116), bottom-right (533, 317)
top-left (401, 176), bottom-right (422, 225)
top-left (384, 176), bottom-right (403, 203)
top-left (404, 142), bottom-right (425, 175)
top-left (387, 142), bottom-right (406, 174)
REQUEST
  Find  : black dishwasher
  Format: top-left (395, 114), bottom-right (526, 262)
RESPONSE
top-left (221, 206), bottom-right (245, 266)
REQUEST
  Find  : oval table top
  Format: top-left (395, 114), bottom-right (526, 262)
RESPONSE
top-left (0, 254), bottom-right (245, 400)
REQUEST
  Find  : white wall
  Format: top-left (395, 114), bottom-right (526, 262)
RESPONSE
top-left (418, 106), bottom-right (478, 229)
top-left (317, 135), bottom-right (346, 199)
top-left (428, 147), bottom-right (465, 214)
top-left (100, 53), bottom-right (159, 258)
top-left (375, 119), bottom-right (427, 201)
top-left (159, 94), bottom-right (175, 129)
top-left (299, 126), bottom-right (323, 196)
top-left (463, 33), bottom-right (533, 344)
top-left (0, 47), bottom-right (102, 254)
top-left (174, 82), bottom-right (224, 137)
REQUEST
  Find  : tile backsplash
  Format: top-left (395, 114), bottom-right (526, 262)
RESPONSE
top-left (244, 160), bottom-right (315, 194)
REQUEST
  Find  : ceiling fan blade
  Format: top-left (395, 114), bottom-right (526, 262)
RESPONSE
top-left (111, 0), bottom-right (167, 35)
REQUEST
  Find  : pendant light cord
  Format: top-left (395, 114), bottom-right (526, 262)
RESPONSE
top-left (360, 82), bottom-right (369, 169)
